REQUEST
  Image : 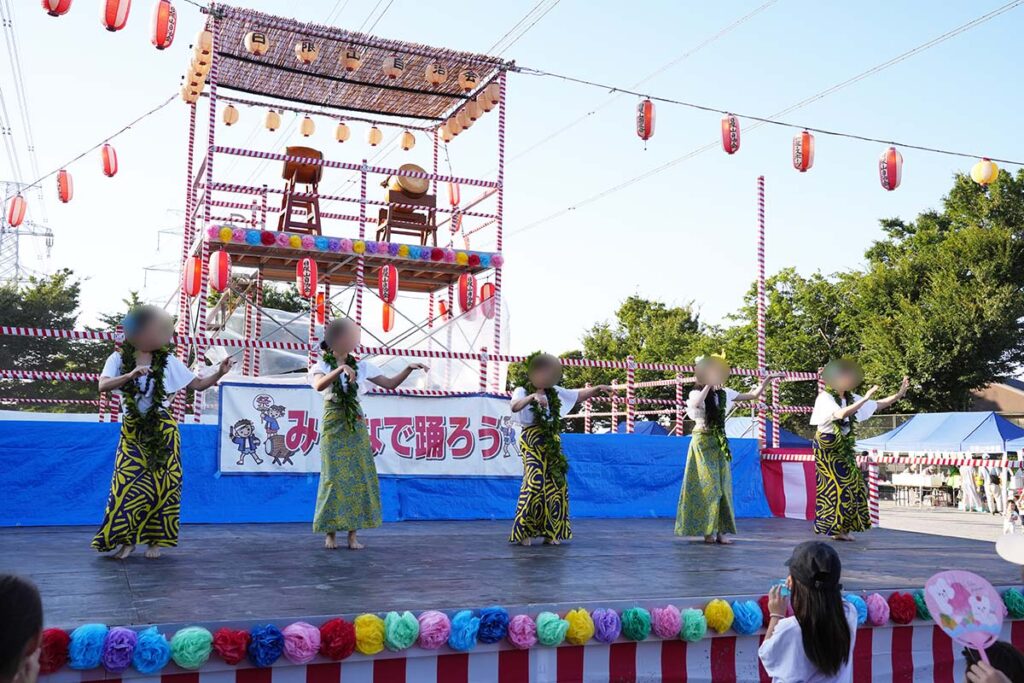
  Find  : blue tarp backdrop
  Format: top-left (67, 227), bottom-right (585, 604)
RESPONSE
top-left (0, 420), bottom-right (770, 526)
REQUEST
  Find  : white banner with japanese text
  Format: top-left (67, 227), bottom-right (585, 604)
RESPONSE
top-left (217, 382), bottom-right (522, 476)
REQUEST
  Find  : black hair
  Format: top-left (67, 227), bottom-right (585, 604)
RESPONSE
top-left (122, 304), bottom-right (168, 342)
top-left (964, 642), bottom-right (1024, 682)
top-left (320, 318), bottom-right (356, 352)
top-left (526, 352), bottom-right (562, 386)
top-left (790, 573), bottom-right (850, 676)
top-left (0, 575), bottom-right (43, 682)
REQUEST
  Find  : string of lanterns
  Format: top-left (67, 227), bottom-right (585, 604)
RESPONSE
top-left (221, 103), bottom-right (419, 151)
top-left (42, 1), bottom-right (177, 49)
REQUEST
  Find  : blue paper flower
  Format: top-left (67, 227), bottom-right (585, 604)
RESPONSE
top-left (844, 594), bottom-right (868, 625)
top-left (447, 610), bottom-right (480, 652)
top-left (408, 245), bottom-right (421, 259)
top-left (247, 624), bottom-right (284, 668)
top-left (69, 624), bottom-right (108, 670)
top-left (132, 627), bottom-right (170, 674)
top-left (477, 606), bottom-right (510, 644)
top-left (731, 600), bottom-right (762, 635)
top-left (314, 236), bottom-right (329, 251)
top-left (245, 230), bottom-right (261, 246)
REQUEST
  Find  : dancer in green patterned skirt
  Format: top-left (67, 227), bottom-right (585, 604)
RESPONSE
top-left (310, 318), bottom-right (428, 550)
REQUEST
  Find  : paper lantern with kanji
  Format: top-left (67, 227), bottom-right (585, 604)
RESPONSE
top-left (182, 256), bottom-right (202, 297)
top-left (295, 39), bottom-right (318, 65)
top-left (971, 158), bottom-right (999, 186)
top-left (456, 109), bottom-right (472, 130)
top-left (335, 121), bottom-right (350, 143)
top-left (382, 54), bottom-right (405, 79)
top-left (484, 82), bottom-right (501, 106)
top-left (479, 281), bottom-right (496, 319)
top-left (295, 258), bottom-right (318, 298)
top-left (878, 146), bottom-right (903, 191)
top-left (458, 273), bottom-right (477, 313)
top-left (721, 114), bottom-right (740, 155)
top-left (340, 45), bottom-right (362, 72)
top-left (208, 250), bottom-right (231, 293)
top-left (315, 292), bottom-right (326, 324)
top-left (457, 68), bottom-right (479, 92)
top-left (367, 126), bottom-right (383, 146)
top-left (151, 0), bottom-right (176, 49)
top-left (194, 29), bottom-right (213, 56)
top-left (265, 110), bottom-right (281, 131)
top-left (300, 116), bottom-right (315, 137)
top-left (56, 170), bottom-right (73, 203)
top-left (101, 143), bottom-right (118, 177)
top-left (42, 0), bottom-right (73, 17)
top-left (466, 100), bottom-right (482, 122)
top-left (244, 31), bottom-right (269, 56)
top-left (5, 195), bottom-right (26, 228)
top-left (382, 303), bottom-right (396, 333)
top-left (477, 93), bottom-right (494, 113)
top-left (223, 105), bottom-right (239, 126)
top-left (792, 130), bottom-right (815, 172)
top-left (378, 264), bottom-right (398, 303)
top-left (101, 0), bottom-right (130, 31)
top-left (636, 99), bottom-right (654, 141)
top-left (425, 62), bottom-right (447, 85)
top-left (400, 131), bottom-right (415, 151)
top-left (448, 182), bottom-right (460, 206)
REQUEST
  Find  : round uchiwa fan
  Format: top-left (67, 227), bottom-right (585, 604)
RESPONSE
top-left (923, 570), bottom-right (1005, 663)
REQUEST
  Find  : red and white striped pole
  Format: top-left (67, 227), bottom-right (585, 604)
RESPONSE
top-left (771, 378), bottom-right (780, 448)
top-left (307, 293), bottom-right (318, 370)
top-left (428, 291), bottom-right (434, 329)
top-left (492, 71), bottom-right (507, 393)
top-left (610, 378), bottom-right (619, 432)
top-left (756, 175), bottom-right (767, 448)
top-left (241, 290), bottom-right (254, 376)
top-left (626, 355), bottom-right (636, 434)
top-left (478, 347), bottom-right (488, 392)
top-left (868, 457), bottom-right (881, 527)
top-left (675, 372), bottom-right (685, 436)
top-left (356, 160), bottom-right (367, 325)
top-left (584, 382), bottom-right (592, 434)
top-left (108, 325), bottom-right (123, 424)
top-left (260, 184), bottom-right (268, 230)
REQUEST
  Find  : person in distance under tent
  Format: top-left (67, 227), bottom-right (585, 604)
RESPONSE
top-left (810, 359), bottom-right (908, 541)
top-left (309, 318), bottom-right (428, 550)
top-left (93, 305), bottom-right (233, 560)
top-left (508, 352), bottom-right (614, 546)
top-left (675, 353), bottom-right (783, 545)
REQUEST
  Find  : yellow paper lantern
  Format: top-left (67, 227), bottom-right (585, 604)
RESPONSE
top-left (340, 45), bottom-right (362, 72)
top-left (449, 116), bottom-right (463, 136)
top-left (265, 110), bottom-right (281, 131)
top-left (439, 123), bottom-right (453, 143)
top-left (425, 62), bottom-right (447, 85)
top-left (484, 82), bottom-right (501, 106)
top-left (457, 68), bottom-right (479, 92)
top-left (295, 39), bottom-right (318, 65)
top-left (335, 121), bottom-right (350, 143)
top-left (244, 31), bottom-right (269, 56)
top-left (187, 68), bottom-right (207, 91)
top-left (971, 158), bottom-right (999, 186)
top-left (456, 109), bottom-right (472, 130)
top-left (300, 116), bottom-right (316, 137)
top-left (466, 100), bottom-right (482, 121)
top-left (192, 52), bottom-right (211, 75)
top-left (477, 93), bottom-right (494, 113)
top-left (181, 85), bottom-right (198, 104)
top-left (194, 29), bottom-right (213, 57)
top-left (382, 54), bottom-right (406, 79)
top-left (400, 131), bottom-right (415, 151)
top-left (367, 126), bottom-right (383, 146)
top-left (223, 105), bottom-right (239, 126)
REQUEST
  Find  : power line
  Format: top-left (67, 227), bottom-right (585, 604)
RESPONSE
top-left (495, 0), bottom-right (561, 56)
top-left (486, 0), bottom-right (547, 54)
top-left (357, 0), bottom-right (386, 32)
top-left (365, 0), bottom-right (396, 34)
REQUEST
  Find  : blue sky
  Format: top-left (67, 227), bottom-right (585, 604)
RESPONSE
top-left (4, 0), bottom-right (1023, 357)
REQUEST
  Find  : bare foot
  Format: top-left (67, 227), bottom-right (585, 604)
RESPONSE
top-left (324, 532), bottom-right (338, 550)
top-left (113, 544), bottom-right (135, 560)
top-left (703, 535), bottom-right (717, 545)
top-left (832, 532), bottom-right (854, 542)
top-left (347, 531), bottom-right (363, 550)
top-left (519, 538), bottom-right (532, 546)
top-left (144, 545), bottom-right (161, 559)
top-left (716, 534), bottom-right (734, 545)
top-left (543, 538), bottom-right (561, 545)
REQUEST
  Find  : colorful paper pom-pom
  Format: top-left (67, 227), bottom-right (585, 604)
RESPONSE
top-left (479, 254), bottom-right (491, 268)
top-left (420, 247), bottom-right (432, 261)
top-left (318, 619), bottom-right (355, 660)
top-left (339, 238), bottom-right (353, 253)
top-left (491, 253), bottom-right (504, 268)
top-left (681, 609), bottom-right (707, 642)
top-left (171, 627), bottom-right (212, 670)
top-left (477, 606), bottom-right (510, 644)
top-left (212, 628), bottom-right (250, 665)
top-left (536, 612), bottom-right (569, 647)
top-left (354, 614), bottom-right (386, 655)
top-left (866, 593), bottom-right (890, 626)
top-left (245, 230), bottom-right (261, 246)
top-left (731, 600), bottom-right (762, 635)
top-left (430, 248), bottom-right (444, 261)
top-left (314, 236), bottom-right (329, 251)
top-left (398, 244), bottom-right (410, 257)
top-left (218, 227), bottom-right (233, 243)
top-left (416, 611), bottom-right (451, 650)
top-left (281, 622), bottom-right (320, 665)
top-left (301, 235), bottom-right (315, 250)
top-left (507, 614), bottom-right (538, 649)
top-left (1004, 588), bottom-right (1024, 619)
top-left (207, 225), bottom-right (219, 240)
top-left (388, 242), bottom-right (400, 256)
top-left (408, 245), bottom-right (421, 259)
top-left (592, 608), bottom-right (621, 643)
top-left (376, 241), bottom-right (390, 255)
top-left (259, 231), bottom-right (275, 246)
top-left (275, 232), bottom-right (290, 247)
top-left (232, 228), bottom-right (247, 242)
top-left (443, 249), bottom-right (457, 263)
top-left (843, 594), bottom-right (868, 626)
top-left (288, 235), bottom-right (302, 249)
top-left (39, 628), bottom-right (70, 675)
top-left (247, 624), bottom-right (284, 668)
top-left (652, 605), bottom-right (682, 639)
top-left (448, 610), bottom-right (480, 652)
top-left (621, 607), bottom-right (652, 641)
top-left (384, 611), bottom-right (419, 651)
top-left (101, 627), bottom-right (136, 673)
top-left (364, 241), bottom-right (378, 255)
top-left (455, 251), bottom-right (469, 266)
top-left (353, 240), bottom-right (366, 254)
top-left (565, 608), bottom-right (595, 645)
top-left (468, 253), bottom-right (481, 267)
top-left (328, 238), bottom-right (341, 253)
top-left (132, 627), bottom-right (171, 675)
top-left (757, 595), bottom-right (771, 627)
top-left (68, 624), bottom-right (108, 670)
top-left (704, 599), bottom-right (734, 634)
top-left (888, 592), bottom-right (916, 625)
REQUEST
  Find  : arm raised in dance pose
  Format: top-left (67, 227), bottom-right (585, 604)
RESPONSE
top-left (733, 372), bottom-right (786, 402)
top-left (367, 362), bottom-right (430, 391)
top-left (512, 383), bottom-right (613, 412)
top-left (187, 357), bottom-right (235, 392)
top-left (829, 376), bottom-right (908, 420)
top-left (97, 364), bottom-right (151, 393)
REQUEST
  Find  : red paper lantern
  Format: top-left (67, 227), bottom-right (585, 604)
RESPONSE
top-left (56, 170), bottom-right (73, 203)
top-left (458, 273), bottom-right (477, 313)
top-left (101, 143), bottom-right (118, 177)
top-left (41, 0), bottom-right (73, 17)
top-left (382, 302), bottom-right (395, 332)
top-left (636, 99), bottom-right (655, 142)
top-left (792, 130), bottom-right (814, 173)
top-left (448, 182), bottom-right (460, 207)
top-left (208, 250), bottom-right (231, 293)
top-left (315, 292), bottom-right (326, 324)
top-left (182, 256), bottom-right (202, 297)
top-left (878, 146), bottom-right (903, 191)
top-left (6, 195), bottom-right (26, 227)
top-left (295, 257), bottom-right (318, 298)
top-left (721, 114), bottom-right (740, 155)
top-left (151, 0), bottom-right (176, 50)
top-left (101, 0), bottom-right (131, 31)
top-left (479, 281), bottom-right (496, 319)
top-left (438, 300), bottom-right (449, 321)
top-left (377, 264), bottom-right (398, 303)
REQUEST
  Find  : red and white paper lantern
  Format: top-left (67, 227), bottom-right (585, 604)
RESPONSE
top-left (208, 250), bottom-right (231, 293)
top-left (41, 0), bottom-right (73, 17)
top-left (295, 257), bottom-right (318, 299)
top-left (101, 0), bottom-right (131, 31)
top-left (721, 114), bottom-right (740, 155)
top-left (438, 300), bottom-right (450, 322)
top-left (382, 302), bottom-right (395, 332)
top-left (479, 281), bottom-right (496, 319)
top-left (378, 264), bottom-right (398, 303)
top-left (151, 0), bottom-right (176, 50)
top-left (448, 182), bottom-right (460, 207)
top-left (56, 169), bottom-right (73, 203)
top-left (182, 256), bottom-right (202, 297)
top-left (636, 99), bottom-right (655, 142)
top-left (5, 195), bottom-right (26, 228)
top-left (101, 143), bottom-right (118, 177)
top-left (878, 146), bottom-right (903, 191)
top-left (792, 130), bottom-right (815, 173)
top-left (315, 292), bottom-right (326, 324)
top-left (458, 273), bottom-right (477, 313)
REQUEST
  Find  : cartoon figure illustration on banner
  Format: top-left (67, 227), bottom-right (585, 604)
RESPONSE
top-left (261, 403), bottom-right (286, 436)
top-left (229, 419), bottom-right (263, 466)
top-left (499, 415), bottom-right (517, 457)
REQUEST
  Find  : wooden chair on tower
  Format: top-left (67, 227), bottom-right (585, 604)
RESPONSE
top-left (375, 163), bottom-right (438, 246)
top-left (277, 146), bottom-right (323, 235)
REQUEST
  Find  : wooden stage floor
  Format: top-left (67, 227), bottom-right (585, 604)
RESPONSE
top-left (1, 518), bottom-right (1013, 628)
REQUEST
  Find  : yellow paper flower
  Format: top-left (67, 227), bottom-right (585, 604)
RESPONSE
top-left (397, 244), bottom-right (410, 258)
top-left (455, 251), bottom-right (469, 266)
top-left (354, 614), bottom-right (385, 655)
top-left (565, 608), bottom-right (595, 645)
top-left (218, 227), bottom-right (233, 243)
top-left (704, 599), bottom-right (734, 634)
top-left (288, 235), bottom-right (302, 249)
top-left (353, 240), bottom-right (366, 254)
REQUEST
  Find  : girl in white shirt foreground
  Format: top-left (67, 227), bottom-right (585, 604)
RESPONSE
top-left (759, 541), bottom-right (858, 683)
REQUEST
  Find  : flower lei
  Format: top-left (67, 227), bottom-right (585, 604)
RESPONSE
top-left (524, 380), bottom-right (567, 488)
top-left (119, 342), bottom-right (173, 471)
top-left (322, 348), bottom-right (362, 432)
top-left (706, 388), bottom-right (732, 460)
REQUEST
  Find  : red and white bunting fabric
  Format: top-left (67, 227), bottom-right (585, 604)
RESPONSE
top-left (879, 146), bottom-right (903, 191)
top-left (101, 143), bottom-right (118, 177)
top-left (6, 195), bottom-right (26, 227)
top-left (182, 256), bottom-right (202, 297)
top-left (150, 0), bottom-right (176, 50)
top-left (208, 250), bottom-right (231, 293)
top-left (101, 0), bottom-right (131, 31)
top-left (295, 258), bottom-right (318, 299)
top-left (458, 273), bottom-right (476, 313)
top-left (761, 450), bottom-right (817, 521)
top-left (41, 0), bottom-right (73, 17)
top-left (378, 264), bottom-right (398, 303)
top-left (56, 170), bottom-right (73, 203)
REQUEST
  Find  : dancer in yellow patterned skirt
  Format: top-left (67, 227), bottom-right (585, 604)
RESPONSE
top-left (93, 306), bottom-right (232, 559)
top-left (810, 359), bottom-right (908, 541)
top-left (508, 353), bottom-right (613, 546)
top-left (310, 318), bottom-right (428, 550)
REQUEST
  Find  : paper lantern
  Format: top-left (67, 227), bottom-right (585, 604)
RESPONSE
top-left (223, 105), bottom-right (239, 126)
top-left (378, 264), bottom-right (398, 303)
top-left (56, 169), bottom-right (73, 203)
top-left (721, 114), bottom-right (740, 155)
top-left (265, 110), bottom-right (281, 131)
top-left (295, 258), bottom-right (318, 298)
top-left (368, 126), bottom-right (383, 146)
top-left (151, 0), bottom-right (175, 49)
top-left (300, 116), bottom-right (315, 137)
top-left (42, 0), bottom-right (73, 17)
top-left (192, 52), bottom-right (211, 75)
top-left (208, 250), bottom-right (231, 293)
top-left (295, 39), bottom-right (318, 65)
top-left (182, 256), bottom-right (202, 297)
top-left (971, 158), bottom-right (999, 186)
top-left (315, 292), bottom-right (326, 325)
top-left (101, 143), bottom-right (118, 177)
top-left (439, 123), bottom-right (453, 143)
top-left (792, 130), bottom-right (815, 172)
top-left (458, 273), bottom-right (477, 312)
top-left (335, 121), bottom-right (350, 143)
top-left (181, 85), bottom-right (199, 104)
top-left (400, 131), bottom-right (415, 151)
top-left (878, 146), bottom-right (903, 191)
top-left (636, 99), bottom-right (655, 142)
top-left (448, 182), bottom-right (460, 206)
top-left (5, 195), bottom-right (26, 227)
top-left (438, 300), bottom-right (449, 321)
top-left (448, 116), bottom-right (463, 136)
top-left (187, 65), bottom-right (206, 90)
top-left (194, 29), bottom-right (213, 57)
top-left (484, 82), bottom-right (501, 106)
top-left (243, 31), bottom-right (269, 56)
top-left (340, 45), bottom-right (362, 72)
top-left (466, 100), bottom-right (482, 122)
top-left (382, 303), bottom-right (395, 333)
top-left (425, 63), bottom-right (447, 85)
top-left (382, 54), bottom-right (405, 79)
top-left (101, 0), bottom-right (130, 31)
top-left (457, 68), bottom-right (479, 92)
top-left (477, 93), bottom-right (494, 113)
top-left (456, 109), bottom-right (472, 130)
top-left (480, 281), bottom-right (496, 319)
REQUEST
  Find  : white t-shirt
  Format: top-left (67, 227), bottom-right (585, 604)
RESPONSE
top-left (101, 351), bottom-right (196, 413)
top-left (758, 600), bottom-right (858, 683)
top-left (510, 386), bottom-right (579, 426)
top-left (686, 387), bottom-right (738, 428)
top-left (809, 392), bottom-right (877, 436)
top-left (309, 358), bottom-right (383, 399)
